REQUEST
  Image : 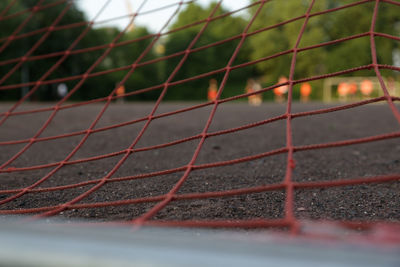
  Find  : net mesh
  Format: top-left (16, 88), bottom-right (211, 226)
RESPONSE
top-left (0, 0), bottom-right (399, 242)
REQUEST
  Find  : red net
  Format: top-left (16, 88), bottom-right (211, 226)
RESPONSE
top-left (0, 0), bottom-right (399, 243)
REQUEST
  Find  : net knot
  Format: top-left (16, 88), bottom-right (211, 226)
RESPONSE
top-left (59, 161), bottom-right (67, 166)
top-left (289, 159), bottom-right (296, 169)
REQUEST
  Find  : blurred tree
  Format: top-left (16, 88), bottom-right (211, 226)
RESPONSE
top-left (323, 0), bottom-right (400, 77)
top-left (0, 0), bottom-right (28, 100)
top-left (1, 0), bottom-right (399, 102)
top-left (0, 0), bottom-right (90, 100)
top-left (89, 26), bottom-right (161, 101)
top-left (163, 2), bottom-right (254, 100)
top-left (248, 0), bottom-right (400, 97)
top-left (248, 0), bottom-right (328, 85)
top-left (0, 0), bottom-right (158, 101)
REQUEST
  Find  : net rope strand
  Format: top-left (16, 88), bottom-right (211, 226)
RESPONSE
top-left (0, 0), bottom-right (114, 169)
top-left (0, 1), bottom-right (73, 86)
top-left (0, 1), bottom-right (197, 67)
top-left (282, 0), bottom-right (316, 235)
top-left (0, 0), bottom-right (374, 97)
top-left (0, 95), bottom-right (390, 148)
top-left (0, 0), bottom-right (116, 206)
top-left (0, 0), bottom-right (398, 172)
top-left (0, 0), bottom-right (47, 55)
top-left (0, 0), bottom-right (76, 61)
top-left (0, 0), bottom-right (153, 206)
top-left (370, 0), bottom-right (400, 124)
top-left (1, 129), bottom-right (399, 191)
top-left (2, 121), bottom-right (399, 177)
top-left (0, 0), bottom-right (188, 44)
top-left (1, 172), bottom-right (399, 216)
top-left (0, 0), bottom-right (399, 240)
top-left (1, 0), bottom-right (183, 210)
top-left (132, 0), bottom-right (268, 227)
top-left (0, 0), bottom-right (17, 19)
top-left (0, 0), bottom-right (113, 128)
top-left (0, 0), bottom-right (67, 22)
top-left (35, 0), bottom-right (224, 218)
top-left (0, 0), bottom-right (369, 58)
top-left (0, 0), bottom-right (262, 90)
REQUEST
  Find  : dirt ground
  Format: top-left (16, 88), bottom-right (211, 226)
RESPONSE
top-left (0, 101), bottom-right (399, 224)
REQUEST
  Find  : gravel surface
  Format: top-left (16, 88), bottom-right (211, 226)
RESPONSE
top-left (0, 102), bottom-right (399, 224)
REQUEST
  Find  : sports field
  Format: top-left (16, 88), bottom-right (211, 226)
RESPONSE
top-left (1, 102), bottom-right (399, 223)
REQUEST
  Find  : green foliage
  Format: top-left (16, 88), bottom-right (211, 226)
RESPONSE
top-left (248, 0), bottom-right (328, 84)
top-left (246, 0), bottom-right (400, 99)
top-left (163, 2), bottom-right (255, 100)
top-left (0, 0), bottom-right (399, 101)
top-left (0, 0), bottom-right (159, 101)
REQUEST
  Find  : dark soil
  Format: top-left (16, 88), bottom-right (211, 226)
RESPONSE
top-left (0, 102), bottom-right (399, 224)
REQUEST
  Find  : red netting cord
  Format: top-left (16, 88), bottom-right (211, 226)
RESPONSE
top-left (0, 0), bottom-right (399, 241)
top-left (0, 0), bottom-right (159, 207)
top-left (0, 0), bottom-right (185, 209)
top-left (0, 0), bottom-right (17, 19)
top-left (0, 1), bottom-right (189, 63)
top-left (0, 6), bottom-right (116, 180)
top-left (370, 0), bottom-right (400, 124)
top-left (0, 1), bottom-right (72, 89)
top-left (0, 1), bottom-right (261, 93)
top-left (0, 0), bottom-right (111, 127)
top-left (0, 1), bottom-right (385, 93)
top-left (133, 0), bottom-right (269, 228)
top-left (0, 0), bottom-right (46, 54)
top-left (36, 0), bottom-right (223, 218)
top-left (281, 0), bottom-right (317, 235)
top-left (0, 1), bottom-right (70, 55)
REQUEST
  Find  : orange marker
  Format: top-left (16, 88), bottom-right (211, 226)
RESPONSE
top-left (208, 79), bottom-right (218, 101)
top-left (116, 85), bottom-right (125, 96)
top-left (360, 79), bottom-right (373, 96)
top-left (348, 82), bottom-right (357, 95)
top-left (116, 85), bottom-right (125, 102)
top-left (274, 76), bottom-right (288, 103)
top-left (337, 82), bottom-right (349, 99)
top-left (300, 82), bottom-right (312, 102)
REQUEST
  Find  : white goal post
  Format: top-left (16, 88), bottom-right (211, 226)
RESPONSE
top-left (0, 219), bottom-right (399, 267)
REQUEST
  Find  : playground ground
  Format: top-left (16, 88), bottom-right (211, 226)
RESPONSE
top-left (0, 101), bottom-right (399, 223)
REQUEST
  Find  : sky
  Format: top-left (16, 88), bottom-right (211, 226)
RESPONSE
top-left (76, 0), bottom-right (250, 33)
